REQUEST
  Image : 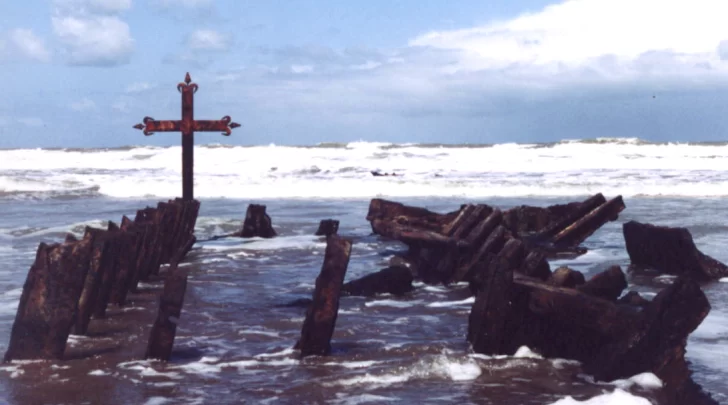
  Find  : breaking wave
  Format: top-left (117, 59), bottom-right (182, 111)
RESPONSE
top-left (1, 138), bottom-right (728, 199)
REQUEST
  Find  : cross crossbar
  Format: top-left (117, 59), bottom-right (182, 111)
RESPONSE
top-left (134, 117), bottom-right (240, 135)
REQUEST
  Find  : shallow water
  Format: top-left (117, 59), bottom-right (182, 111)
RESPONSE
top-left (0, 196), bottom-right (726, 404)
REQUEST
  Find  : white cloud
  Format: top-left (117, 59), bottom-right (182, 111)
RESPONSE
top-left (0, 29), bottom-right (50, 63)
top-left (291, 64), bottom-right (313, 74)
top-left (112, 99), bottom-right (130, 113)
top-left (53, 0), bottom-right (132, 14)
top-left (410, 0), bottom-right (728, 78)
top-left (17, 117), bottom-right (44, 127)
top-left (52, 15), bottom-right (134, 66)
top-left (154, 0), bottom-right (212, 8)
top-left (51, 0), bottom-right (134, 66)
top-left (187, 30), bottom-right (231, 51)
top-left (125, 82), bottom-right (154, 93)
top-left (164, 29), bottom-right (231, 66)
top-left (88, 0), bottom-right (132, 13)
top-left (718, 41), bottom-right (728, 61)
top-left (201, 0), bottom-right (728, 145)
top-left (20, 0), bottom-right (728, 146)
top-left (352, 61), bottom-right (382, 71)
top-left (9, 29), bottom-right (51, 62)
top-left (70, 98), bottom-right (97, 112)
top-left (162, 51), bottom-right (211, 68)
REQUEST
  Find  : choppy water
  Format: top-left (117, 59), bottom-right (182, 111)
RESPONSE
top-left (1, 139), bottom-right (727, 404)
top-left (0, 196), bottom-right (726, 405)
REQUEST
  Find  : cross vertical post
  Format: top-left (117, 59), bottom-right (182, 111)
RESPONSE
top-left (133, 73), bottom-right (241, 201)
top-left (181, 76), bottom-right (194, 201)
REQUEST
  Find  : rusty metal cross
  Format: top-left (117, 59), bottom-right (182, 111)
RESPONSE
top-left (133, 72), bottom-right (240, 201)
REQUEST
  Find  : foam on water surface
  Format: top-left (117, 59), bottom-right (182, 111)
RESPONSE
top-left (5, 220), bottom-right (108, 239)
top-left (322, 360), bottom-right (382, 369)
top-left (468, 346), bottom-right (543, 362)
top-left (426, 297), bottom-right (475, 307)
top-left (330, 393), bottom-right (401, 405)
top-left (4, 140), bottom-right (728, 199)
top-left (254, 347), bottom-right (297, 359)
top-left (323, 354), bottom-right (482, 388)
top-left (173, 355), bottom-right (300, 377)
top-left (238, 328), bottom-right (281, 338)
top-left (144, 397), bottom-right (173, 405)
top-left (549, 249), bottom-right (613, 270)
top-left (200, 235), bottom-right (323, 252)
top-left (549, 389), bottom-right (651, 405)
top-left (0, 365), bottom-right (24, 378)
top-left (513, 346), bottom-right (544, 359)
top-left (422, 285), bottom-right (448, 293)
top-left (241, 235), bottom-right (325, 251)
top-left (609, 373), bottom-right (663, 390)
top-left (365, 299), bottom-right (423, 308)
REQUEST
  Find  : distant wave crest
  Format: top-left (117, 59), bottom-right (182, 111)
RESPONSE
top-left (1, 138), bottom-right (728, 199)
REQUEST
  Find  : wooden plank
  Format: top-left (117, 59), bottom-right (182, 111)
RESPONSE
top-left (296, 235), bottom-right (352, 357)
top-left (145, 236), bottom-right (196, 361)
top-left (537, 193), bottom-right (606, 239)
top-left (4, 235), bottom-right (94, 361)
top-left (468, 256), bottom-right (514, 354)
top-left (315, 219), bottom-right (340, 236)
top-left (72, 228), bottom-right (111, 334)
top-left (236, 204), bottom-right (277, 238)
top-left (551, 196), bottom-right (625, 248)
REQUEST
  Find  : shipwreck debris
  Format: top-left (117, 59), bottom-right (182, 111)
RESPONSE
top-left (145, 236), bottom-right (196, 361)
top-left (623, 220), bottom-right (728, 280)
top-left (73, 227), bottom-right (113, 335)
top-left (4, 235), bottom-right (94, 361)
top-left (342, 265), bottom-right (413, 297)
top-left (296, 235), bottom-right (352, 357)
top-left (235, 204), bottom-right (277, 238)
top-left (467, 266), bottom-right (715, 405)
top-left (366, 195), bottom-right (625, 287)
top-left (577, 265), bottom-right (628, 301)
top-left (3, 198), bottom-right (200, 362)
top-left (315, 219), bottom-right (339, 236)
top-left (548, 266), bottom-right (586, 288)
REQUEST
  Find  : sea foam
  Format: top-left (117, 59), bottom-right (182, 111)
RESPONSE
top-left (3, 140), bottom-right (728, 199)
top-left (322, 354), bottom-right (482, 388)
top-left (549, 389), bottom-right (651, 405)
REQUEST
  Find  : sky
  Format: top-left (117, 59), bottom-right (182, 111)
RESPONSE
top-left (2, 0), bottom-right (728, 148)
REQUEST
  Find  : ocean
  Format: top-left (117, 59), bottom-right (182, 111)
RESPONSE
top-left (0, 138), bottom-right (727, 405)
